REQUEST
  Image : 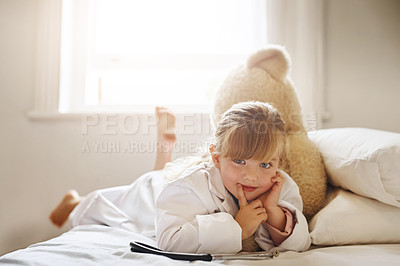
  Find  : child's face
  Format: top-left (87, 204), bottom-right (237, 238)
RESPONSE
top-left (212, 151), bottom-right (279, 202)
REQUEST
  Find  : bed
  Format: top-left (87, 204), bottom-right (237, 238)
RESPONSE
top-left (1, 127), bottom-right (400, 265)
top-left (1, 225), bottom-right (399, 266)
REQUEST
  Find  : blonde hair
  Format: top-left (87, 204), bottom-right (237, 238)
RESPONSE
top-left (212, 101), bottom-right (286, 163)
top-left (164, 101), bottom-right (286, 181)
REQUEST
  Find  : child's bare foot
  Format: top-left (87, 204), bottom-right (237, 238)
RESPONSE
top-left (154, 106), bottom-right (177, 170)
top-left (156, 106), bottom-right (176, 146)
top-left (49, 190), bottom-right (81, 228)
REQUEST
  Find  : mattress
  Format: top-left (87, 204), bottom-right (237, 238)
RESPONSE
top-left (1, 225), bottom-right (399, 266)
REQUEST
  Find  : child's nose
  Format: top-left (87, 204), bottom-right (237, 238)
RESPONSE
top-left (243, 169), bottom-right (258, 182)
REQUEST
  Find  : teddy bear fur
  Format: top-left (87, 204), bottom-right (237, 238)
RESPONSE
top-left (213, 45), bottom-right (327, 220)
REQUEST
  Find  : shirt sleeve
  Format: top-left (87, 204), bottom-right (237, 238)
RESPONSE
top-left (254, 170), bottom-right (311, 252)
top-left (254, 200), bottom-right (311, 252)
top-left (264, 207), bottom-right (294, 245)
top-left (155, 182), bottom-right (242, 254)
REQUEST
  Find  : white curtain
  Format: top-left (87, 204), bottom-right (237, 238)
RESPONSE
top-left (266, 0), bottom-right (325, 129)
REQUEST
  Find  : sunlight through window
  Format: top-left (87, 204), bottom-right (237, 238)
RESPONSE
top-left (59, 0), bottom-right (267, 113)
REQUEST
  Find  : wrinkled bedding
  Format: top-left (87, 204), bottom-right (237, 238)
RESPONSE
top-left (1, 225), bottom-right (399, 266)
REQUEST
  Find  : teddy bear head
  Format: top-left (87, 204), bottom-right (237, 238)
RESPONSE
top-left (213, 45), bottom-right (304, 135)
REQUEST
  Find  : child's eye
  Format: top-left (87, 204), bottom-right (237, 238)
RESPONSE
top-left (260, 162), bottom-right (272, 169)
top-left (233, 159), bottom-right (245, 164)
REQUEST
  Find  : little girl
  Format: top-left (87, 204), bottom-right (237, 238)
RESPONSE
top-left (50, 102), bottom-right (311, 254)
top-left (155, 101), bottom-right (310, 253)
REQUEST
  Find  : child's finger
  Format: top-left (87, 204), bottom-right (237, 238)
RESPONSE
top-left (255, 206), bottom-right (267, 215)
top-left (249, 199), bottom-right (263, 208)
top-left (275, 173), bottom-right (285, 185)
top-left (236, 184), bottom-right (248, 207)
top-left (258, 212), bottom-right (268, 224)
top-left (272, 172), bottom-right (279, 182)
top-left (276, 171), bottom-right (284, 180)
top-left (272, 172), bottom-right (285, 184)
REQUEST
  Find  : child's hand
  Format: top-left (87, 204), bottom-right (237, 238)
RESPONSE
top-left (257, 171), bottom-right (285, 211)
top-left (235, 184), bottom-right (268, 240)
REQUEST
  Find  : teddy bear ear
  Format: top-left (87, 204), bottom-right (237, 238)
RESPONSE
top-left (246, 45), bottom-right (291, 80)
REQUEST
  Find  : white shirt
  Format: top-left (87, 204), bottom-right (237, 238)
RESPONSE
top-left (155, 160), bottom-right (311, 254)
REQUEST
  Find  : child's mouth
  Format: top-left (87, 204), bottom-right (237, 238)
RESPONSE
top-left (242, 185), bottom-right (257, 192)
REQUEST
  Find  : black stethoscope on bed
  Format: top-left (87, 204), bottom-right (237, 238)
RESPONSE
top-left (130, 241), bottom-right (279, 261)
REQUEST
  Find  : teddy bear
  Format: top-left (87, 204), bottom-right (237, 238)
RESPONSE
top-left (213, 45), bottom-right (327, 221)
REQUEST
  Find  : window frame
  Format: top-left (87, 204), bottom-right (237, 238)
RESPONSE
top-left (28, 0), bottom-right (63, 119)
top-left (29, 0), bottom-right (326, 130)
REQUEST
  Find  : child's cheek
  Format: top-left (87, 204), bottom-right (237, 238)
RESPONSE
top-left (262, 181), bottom-right (274, 192)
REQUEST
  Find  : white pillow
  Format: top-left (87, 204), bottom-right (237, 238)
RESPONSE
top-left (309, 127), bottom-right (400, 208)
top-left (309, 188), bottom-right (400, 245)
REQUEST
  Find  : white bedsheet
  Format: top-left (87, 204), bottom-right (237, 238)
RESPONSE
top-left (1, 225), bottom-right (399, 266)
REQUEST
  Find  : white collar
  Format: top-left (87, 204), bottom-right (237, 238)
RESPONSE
top-left (205, 160), bottom-right (238, 213)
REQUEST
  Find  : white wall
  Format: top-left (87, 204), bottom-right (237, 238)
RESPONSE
top-left (323, 0), bottom-right (400, 132)
top-left (0, 0), bottom-right (399, 256)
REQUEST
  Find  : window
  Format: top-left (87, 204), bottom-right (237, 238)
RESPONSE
top-left (59, 0), bottom-right (267, 113)
top-left (31, 0), bottom-right (324, 126)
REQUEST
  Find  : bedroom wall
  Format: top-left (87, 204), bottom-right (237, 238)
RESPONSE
top-left (322, 0), bottom-right (400, 132)
top-left (0, 0), bottom-right (399, 256)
